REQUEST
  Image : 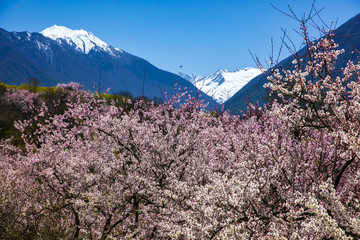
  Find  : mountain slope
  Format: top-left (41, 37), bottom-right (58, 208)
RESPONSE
top-left (225, 13), bottom-right (360, 114)
top-left (0, 25), bottom-right (214, 104)
top-left (179, 68), bottom-right (261, 103)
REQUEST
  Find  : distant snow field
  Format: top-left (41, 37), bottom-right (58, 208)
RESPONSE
top-left (179, 68), bottom-right (261, 103)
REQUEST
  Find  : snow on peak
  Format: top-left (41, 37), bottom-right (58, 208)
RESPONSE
top-left (41, 25), bottom-right (113, 54)
top-left (179, 68), bottom-right (261, 103)
top-left (178, 71), bottom-right (194, 82)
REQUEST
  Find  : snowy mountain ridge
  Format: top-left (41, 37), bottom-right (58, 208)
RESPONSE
top-left (39, 25), bottom-right (260, 103)
top-left (40, 25), bottom-right (121, 55)
top-left (1, 25), bottom-right (215, 104)
top-left (179, 68), bottom-right (261, 103)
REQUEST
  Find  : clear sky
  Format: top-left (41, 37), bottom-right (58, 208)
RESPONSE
top-left (0, 0), bottom-right (360, 76)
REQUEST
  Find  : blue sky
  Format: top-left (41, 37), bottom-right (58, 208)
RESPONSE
top-left (1, 0), bottom-right (360, 76)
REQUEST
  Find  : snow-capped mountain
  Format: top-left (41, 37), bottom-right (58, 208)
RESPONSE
top-left (0, 25), bottom-right (214, 105)
top-left (40, 25), bottom-right (119, 55)
top-left (179, 68), bottom-right (261, 103)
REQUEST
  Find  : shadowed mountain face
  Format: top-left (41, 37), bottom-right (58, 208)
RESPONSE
top-left (0, 26), bottom-right (214, 104)
top-left (225, 13), bottom-right (360, 114)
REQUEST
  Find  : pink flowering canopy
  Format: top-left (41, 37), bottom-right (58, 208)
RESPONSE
top-left (1, 12), bottom-right (360, 240)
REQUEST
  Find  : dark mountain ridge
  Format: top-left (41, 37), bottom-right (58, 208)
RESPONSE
top-left (225, 13), bottom-right (360, 114)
